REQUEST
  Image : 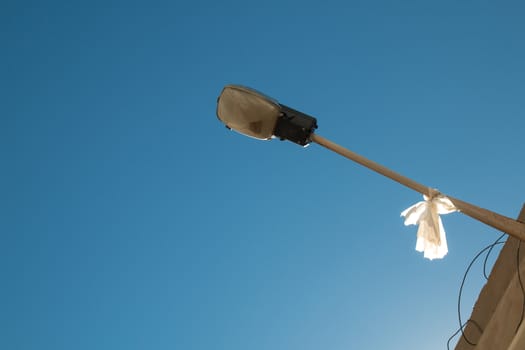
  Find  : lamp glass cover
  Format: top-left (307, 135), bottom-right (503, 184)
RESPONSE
top-left (216, 85), bottom-right (281, 140)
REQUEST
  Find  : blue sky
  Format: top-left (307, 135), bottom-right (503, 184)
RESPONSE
top-left (2, 1), bottom-right (525, 349)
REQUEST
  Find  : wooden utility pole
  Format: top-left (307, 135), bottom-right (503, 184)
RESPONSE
top-left (455, 205), bottom-right (525, 349)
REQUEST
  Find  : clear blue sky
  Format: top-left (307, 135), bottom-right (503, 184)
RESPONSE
top-left (2, 1), bottom-right (524, 349)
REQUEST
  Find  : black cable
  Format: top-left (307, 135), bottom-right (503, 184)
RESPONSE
top-left (516, 239), bottom-right (525, 333)
top-left (483, 233), bottom-right (506, 280)
top-left (457, 240), bottom-right (506, 346)
top-left (450, 234), bottom-right (525, 347)
top-left (447, 320), bottom-right (483, 350)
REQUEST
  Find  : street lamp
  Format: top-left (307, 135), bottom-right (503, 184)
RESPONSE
top-left (217, 85), bottom-right (318, 146)
top-left (216, 84), bottom-right (525, 245)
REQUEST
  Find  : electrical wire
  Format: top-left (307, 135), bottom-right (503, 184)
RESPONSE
top-left (449, 234), bottom-right (525, 347)
top-left (483, 233), bottom-right (506, 280)
top-left (447, 320), bottom-right (483, 350)
top-left (455, 237), bottom-right (506, 346)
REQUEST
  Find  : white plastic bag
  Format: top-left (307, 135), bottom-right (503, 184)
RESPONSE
top-left (401, 195), bottom-right (456, 260)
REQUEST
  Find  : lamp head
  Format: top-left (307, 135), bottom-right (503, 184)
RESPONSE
top-left (216, 85), bottom-right (318, 146)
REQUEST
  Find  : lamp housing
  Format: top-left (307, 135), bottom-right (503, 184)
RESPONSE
top-left (216, 84), bottom-right (317, 146)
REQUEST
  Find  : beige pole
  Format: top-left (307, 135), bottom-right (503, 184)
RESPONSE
top-left (310, 133), bottom-right (525, 241)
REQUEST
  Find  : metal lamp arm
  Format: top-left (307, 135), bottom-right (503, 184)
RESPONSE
top-left (310, 133), bottom-right (525, 241)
